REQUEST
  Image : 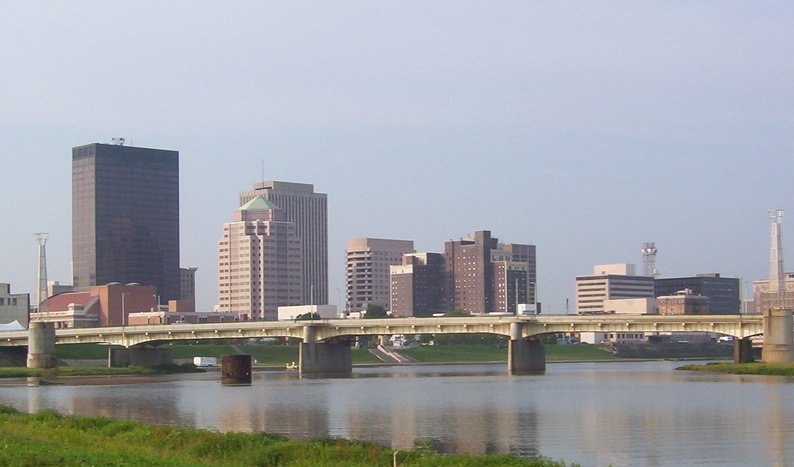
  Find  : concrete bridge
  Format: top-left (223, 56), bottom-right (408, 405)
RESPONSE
top-left (4, 314), bottom-right (775, 375)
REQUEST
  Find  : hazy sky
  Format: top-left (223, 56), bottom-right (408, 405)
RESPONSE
top-left (1, 2), bottom-right (792, 313)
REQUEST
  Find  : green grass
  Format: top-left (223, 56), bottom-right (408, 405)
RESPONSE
top-left (56, 343), bottom-right (395, 367)
top-left (677, 361), bottom-right (794, 376)
top-left (56, 344), bottom-right (123, 360)
top-left (401, 343), bottom-right (618, 363)
top-left (0, 405), bottom-right (570, 466)
top-left (402, 344), bottom-right (507, 362)
top-left (545, 344), bottom-right (618, 361)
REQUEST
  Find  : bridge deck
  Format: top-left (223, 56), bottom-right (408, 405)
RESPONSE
top-left (0, 315), bottom-right (764, 348)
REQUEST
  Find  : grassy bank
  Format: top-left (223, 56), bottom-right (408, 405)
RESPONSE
top-left (0, 363), bottom-right (200, 379)
top-left (54, 342), bottom-right (619, 367)
top-left (677, 361), bottom-right (794, 376)
top-left (0, 405), bottom-right (568, 466)
top-left (55, 343), bottom-right (383, 366)
top-left (401, 343), bottom-right (618, 363)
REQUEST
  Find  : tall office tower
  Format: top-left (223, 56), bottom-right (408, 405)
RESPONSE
top-left (654, 273), bottom-right (740, 314)
top-left (218, 196), bottom-right (302, 320)
top-left (179, 267), bottom-right (198, 305)
top-left (346, 238), bottom-right (415, 313)
top-left (575, 264), bottom-right (655, 314)
top-left (72, 142), bottom-right (180, 301)
top-left (390, 253), bottom-right (446, 317)
top-left (444, 230), bottom-right (536, 314)
top-left (240, 182), bottom-right (327, 305)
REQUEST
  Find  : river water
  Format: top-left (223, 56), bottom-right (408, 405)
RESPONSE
top-left (1, 361), bottom-right (793, 467)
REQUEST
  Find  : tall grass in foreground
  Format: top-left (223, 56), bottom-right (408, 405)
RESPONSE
top-left (0, 405), bottom-right (569, 466)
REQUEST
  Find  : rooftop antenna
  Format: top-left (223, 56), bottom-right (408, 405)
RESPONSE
top-left (34, 233), bottom-right (49, 317)
top-left (111, 137), bottom-right (126, 146)
top-left (641, 241), bottom-right (658, 277)
top-left (769, 210), bottom-right (785, 310)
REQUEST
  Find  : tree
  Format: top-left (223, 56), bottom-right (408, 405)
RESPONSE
top-left (294, 312), bottom-right (321, 321)
top-left (444, 309), bottom-right (471, 317)
top-left (363, 304), bottom-right (390, 319)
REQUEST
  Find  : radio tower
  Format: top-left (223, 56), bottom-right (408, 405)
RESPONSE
top-left (34, 233), bottom-right (49, 314)
top-left (641, 242), bottom-right (658, 277)
top-left (769, 210), bottom-right (785, 310)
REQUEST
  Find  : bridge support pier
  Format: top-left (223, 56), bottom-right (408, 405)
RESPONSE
top-left (299, 325), bottom-right (352, 376)
top-left (508, 322), bottom-right (545, 373)
top-left (299, 342), bottom-right (352, 376)
top-left (108, 347), bottom-right (173, 367)
top-left (27, 322), bottom-right (56, 369)
top-left (508, 338), bottom-right (546, 373)
top-left (762, 309), bottom-right (794, 363)
top-left (734, 338), bottom-right (754, 363)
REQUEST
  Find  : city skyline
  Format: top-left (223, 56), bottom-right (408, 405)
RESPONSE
top-left (1, 3), bottom-right (792, 314)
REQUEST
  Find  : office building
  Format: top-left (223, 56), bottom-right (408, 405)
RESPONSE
top-left (654, 273), bottom-right (740, 314)
top-left (390, 253), bottom-right (446, 317)
top-left (346, 238), bottom-right (414, 313)
top-left (657, 289), bottom-right (709, 315)
top-left (575, 264), bottom-right (655, 314)
top-left (180, 267), bottom-right (197, 305)
top-left (444, 230), bottom-right (536, 314)
top-left (218, 196), bottom-right (302, 320)
top-left (72, 142), bottom-right (180, 301)
top-left (0, 284), bottom-right (29, 328)
top-left (240, 182), bottom-right (327, 305)
top-left (753, 273), bottom-right (794, 314)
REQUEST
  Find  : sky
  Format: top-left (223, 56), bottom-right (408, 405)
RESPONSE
top-left (1, 2), bottom-right (792, 314)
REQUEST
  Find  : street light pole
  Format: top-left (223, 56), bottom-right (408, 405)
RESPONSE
top-left (121, 293), bottom-right (127, 326)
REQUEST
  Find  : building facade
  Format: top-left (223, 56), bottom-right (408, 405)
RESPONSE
top-left (657, 289), bottom-right (709, 315)
top-left (72, 142), bottom-right (180, 301)
top-left (576, 264), bottom-right (655, 314)
top-left (753, 273), bottom-right (794, 313)
top-left (32, 283), bottom-right (157, 327)
top-left (218, 196), bottom-right (302, 320)
top-left (0, 284), bottom-right (29, 328)
top-left (390, 253), bottom-right (446, 317)
top-left (180, 267), bottom-right (197, 305)
top-left (444, 231), bottom-right (536, 314)
top-left (240, 182), bottom-right (327, 306)
top-left (654, 273), bottom-right (739, 314)
top-left (346, 238), bottom-right (414, 313)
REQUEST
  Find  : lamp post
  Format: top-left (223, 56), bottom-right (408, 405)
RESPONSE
top-left (121, 292), bottom-right (128, 326)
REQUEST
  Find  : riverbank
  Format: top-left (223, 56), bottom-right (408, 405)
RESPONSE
top-left (677, 361), bottom-right (794, 376)
top-left (0, 404), bottom-right (569, 466)
top-left (53, 342), bottom-right (621, 366)
top-left (0, 363), bottom-right (201, 379)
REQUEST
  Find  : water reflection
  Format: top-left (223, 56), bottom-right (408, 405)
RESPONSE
top-left (0, 362), bottom-right (793, 466)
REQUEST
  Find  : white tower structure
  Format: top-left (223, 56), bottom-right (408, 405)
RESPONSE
top-left (641, 242), bottom-right (658, 277)
top-left (34, 233), bottom-right (49, 312)
top-left (769, 210), bottom-right (785, 309)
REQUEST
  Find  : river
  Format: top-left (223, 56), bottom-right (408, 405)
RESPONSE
top-left (1, 361), bottom-right (793, 466)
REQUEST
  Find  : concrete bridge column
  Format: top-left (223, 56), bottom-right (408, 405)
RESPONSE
top-left (27, 322), bottom-right (56, 369)
top-left (507, 322), bottom-right (545, 374)
top-left (762, 309), bottom-right (794, 363)
top-left (734, 337), bottom-right (754, 363)
top-left (299, 325), bottom-right (352, 376)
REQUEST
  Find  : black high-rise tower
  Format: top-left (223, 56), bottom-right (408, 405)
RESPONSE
top-left (72, 142), bottom-right (180, 301)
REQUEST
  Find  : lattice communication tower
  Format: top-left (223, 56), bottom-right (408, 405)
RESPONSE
top-left (641, 241), bottom-right (658, 277)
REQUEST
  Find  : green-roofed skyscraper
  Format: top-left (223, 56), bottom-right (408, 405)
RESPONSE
top-left (218, 196), bottom-right (303, 320)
